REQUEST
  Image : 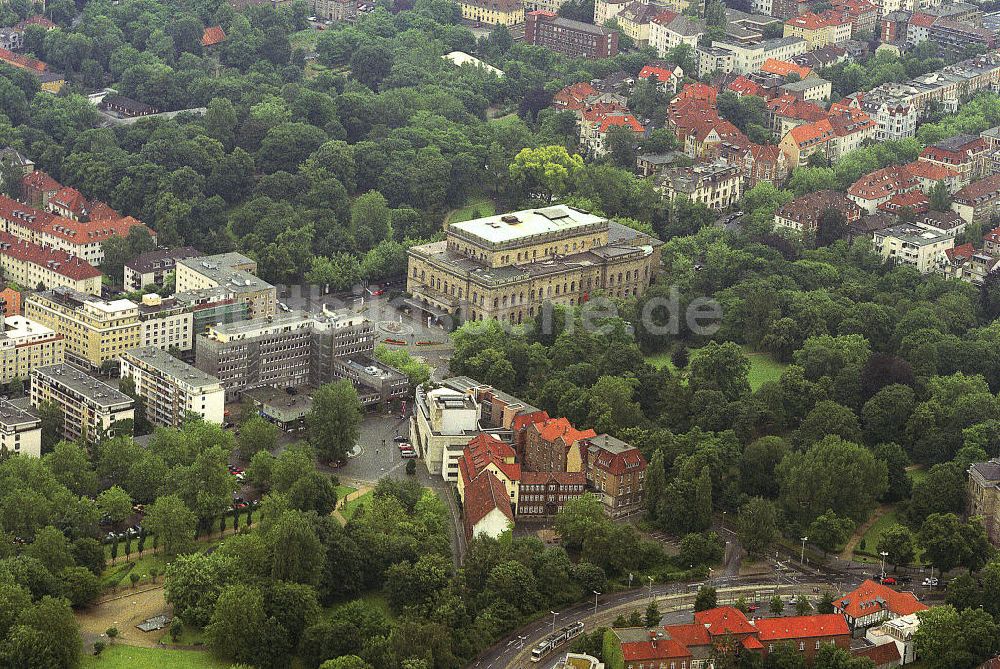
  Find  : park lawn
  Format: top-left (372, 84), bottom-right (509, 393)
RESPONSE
top-left (290, 28), bottom-right (322, 50)
top-left (446, 195), bottom-right (495, 225)
top-left (341, 489), bottom-right (374, 520)
top-left (159, 622), bottom-right (207, 647)
top-left (855, 508), bottom-right (924, 565)
top-left (644, 345), bottom-right (787, 390)
top-left (82, 645), bottom-right (229, 669)
top-left (100, 553), bottom-right (168, 589)
top-left (336, 484), bottom-right (357, 501)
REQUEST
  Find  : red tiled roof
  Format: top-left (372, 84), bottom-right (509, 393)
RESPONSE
top-left (520, 470), bottom-right (586, 485)
top-left (597, 114), bottom-right (645, 134)
top-left (742, 636), bottom-right (765, 650)
top-left (581, 101), bottom-right (630, 122)
top-left (776, 190), bottom-right (861, 227)
top-left (768, 94), bottom-right (826, 122)
top-left (954, 174), bottom-right (1000, 203)
top-left (512, 410), bottom-right (550, 432)
top-left (651, 9), bottom-right (679, 24)
top-left (676, 82), bottom-right (717, 104)
top-left (786, 11), bottom-right (833, 29)
top-left (21, 170), bottom-right (59, 193)
top-left (909, 12), bottom-right (936, 27)
top-left (920, 137), bottom-right (987, 163)
top-left (552, 83), bottom-right (599, 111)
top-left (534, 417), bottom-right (596, 445)
top-left (14, 15), bottom-right (56, 30)
top-left (0, 195), bottom-right (153, 246)
top-left (695, 607), bottom-right (757, 636)
top-left (663, 623), bottom-right (711, 647)
top-left (459, 433), bottom-right (520, 483)
top-left (835, 580), bottom-right (929, 619)
top-left (756, 614), bottom-right (850, 641)
top-left (789, 118), bottom-right (834, 147)
top-left (49, 186), bottom-right (90, 217)
top-left (201, 26), bottom-right (227, 46)
top-left (946, 242), bottom-right (976, 262)
top-left (463, 470), bottom-right (514, 538)
top-left (622, 637), bottom-right (692, 661)
top-left (905, 160), bottom-right (959, 181)
top-left (0, 230), bottom-right (100, 281)
top-left (879, 189), bottom-right (928, 213)
top-left (0, 47), bottom-right (47, 72)
top-left (639, 65), bottom-right (677, 83)
top-left (728, 75), bottom-right (766, 98)
top-left (848, 166), bottom-right (918, 200)
top-left (761, 58), bottom-right (812, 79)
top-left (854, 642), bottom-right (902, 666)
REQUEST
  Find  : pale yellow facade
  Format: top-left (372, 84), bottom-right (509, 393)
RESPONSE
top-left (458, 0), bottom-right (524, 25)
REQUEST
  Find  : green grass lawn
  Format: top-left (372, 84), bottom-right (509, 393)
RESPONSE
top-left (290, 27), bottom-right (322, 50)
top-left (855, 508), bottom-right (924, 565)
top-left (446, 195), bottom-right (496, 225)
top-left (341, 489), bottom-right (374, 520)
top-left (335, 484), bottom-right (357, 501)
top-left (100, 553), bottom-right (168, 589)
top-left (82, 645), bottom-right (229, 669)
top-left (645, 345), bottom-right (787, 391)
top-left (159, 622), bottom-right (207, 647)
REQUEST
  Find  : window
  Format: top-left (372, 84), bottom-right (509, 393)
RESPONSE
top-left (798, 642), bottom-right (805, 651)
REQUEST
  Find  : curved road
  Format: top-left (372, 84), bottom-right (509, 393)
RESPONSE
top-left (467, 568), bottom-right (870, 669)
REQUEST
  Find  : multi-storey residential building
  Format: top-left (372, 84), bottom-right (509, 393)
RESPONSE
top-left (137, 294), bottom-right (194, 353)
top-left (124, 247), bottom-right (202, 292)
top-left (0, 287), bottom-right (21, 317)
top-left (0, 315), bottom-right (64, 385)
top-left (524, 11), bottom-right (618, 58)
top-left (767, 94), bottom-right (828, 135)
top-left (585, 434), bottom-right (645, 517)
top-left (456, 433), bottom-right (520, 510)
top-left (784, 10), bottom-right (853, 47)
top-left (940, 243), bottom-right (998, 285)
top-left (579, 108), bottom-right (645, 158)
top-left (778, 76), bottom-right (832, 103)
top-left (696, 45), bottom-right (734, 77)
top-left (0, 231), bottom-right (101, 295)
top-left (863, 614), bottom-right (919, 665)
top-left (594, 0), bottom-right (630, 25)
top-left (873, 223), bottom-right (954, 273)
top-left (649, 11), bottom-right (703, 57)
top-left (917, 134), bottom-right (989, 186)
top-left (25, 287), bottom-right (141, 370)
top-left (458, 0), bottom-right (523, 25)
top-left (875, 102), bottom-right (917, 141)
top-left (778, 106), bottom-right (876, 167)
top-left (30, 363), bottom-right (134, 443)
top-left (0, 192), bottom-right (152, 266)
top-left (119, 347), bottom-right (225, 427)
top-left (969, 458), bottom-right (1000, 545)
top-left (616, 1), bottom-right (660, 46)
top-left (833, 0), bottom-right (878, 34)
top-left (656, 161), bottom-right (743, 209)
top-left (311, 0), bottom-right (357, 21)
top-left (413, 384), bottom-right (485, 480)
top-left (175, 253), bottom-right (276, 320)
top-left (0, 401), bottom-right (41, 458)
top-left (847, 165), bottom-right (920, 213)
top-left (951, 173), bottom-right (1000, 223)
top-left (774, 190), bottom-right (862, 234)
top-left (637, 62), bottom-right (684, 94)
top-left (711, 37), bottom-right (808, 75)
top-left (523, 416), bottom-right (596, 472)
top-left (406, 206), bottom-right (662, 324)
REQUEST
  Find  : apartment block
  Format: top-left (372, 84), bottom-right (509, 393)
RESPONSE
top-left (30, 364), bottom-right (134, 443)
top-left (0, 315), bottom-right (64, 385)
top-left (711, 36), bottom-right (808, 75)
top-left (656, 161), bottom-right (743, 210)
top-left (0, 401), bottom-right (41, 458)
top-left (457, 0), bottom-right (523, 25)
top-left (310, 0), bottom-right (357, 21)
top-left (25, 287), bottom-right (141, 370)
top-left (124, 246), bottom-right (202, 292)
top-left (137, 294), bottom-right (193, 353)
top-left (525, 11), bottom-right (618, 57)
top-left (873, 223), bottom-right (954, 273)
top-left (0, 231), bottom-right (101, 295)
top-left (585, 434), bottom-right (646, 517)
top-left (175, 253), bottom-right (276, 320)
top-left (174, 287), bottom-right (251, 339)
top-left (120, 347), bottom-right (225, 427)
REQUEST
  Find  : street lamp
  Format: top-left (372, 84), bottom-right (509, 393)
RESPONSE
top-left (879, 551), bottom-right (889, 578)
top-left (550, 610), bottom-right (559, 633)
top-left (593, 590), bottom-right (601, 616)
top-left (647, 575), bottom-right (654, 601)
top-left (800, 536), bottom-right (809, 565)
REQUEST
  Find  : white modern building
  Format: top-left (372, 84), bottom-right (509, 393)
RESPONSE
top-left (0, 401), bottom-right (41, 458)
top-left (120, 347), bottom-right (225, 427)
top-left (411, 385), bottom-right (482, 481)
top-left (29, 363), bottom-right (134, 443)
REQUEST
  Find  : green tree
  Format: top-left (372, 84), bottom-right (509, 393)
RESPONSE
top-left (929, 181), bottom-right (952, 211)
top-left (96, 486), bottom-right (132, 526)
top-left (914, 605), bottom-right (1000, 669)
top-left (320, 658), bottom-right (374, 669)
top-left (769, 595), bottom-right (784, 615)
top-left (144, 494), bottom-right (197, 556)
top-left (688, 341), bottom-right (751, 401)
top-left (509, 145), bottom-right (584, 203)
top-left (877, 524), bottom-right (916, 570)
top-left (694, 585), bottom-right (717, 612)
top-left (205, 584), bottom-right (268, 665)
top-left (737, 497), bottom-right (780, 559)
top-left (164, 552), bottom-right (232, 628)
top-left (307, 381), bottom-right (362, 464)
top-left (236, 415), bottom-right (278, 460)
top-left (807, 510), bottom-right (855, 556)
top-left (37, 401), bottom-right (63, 453)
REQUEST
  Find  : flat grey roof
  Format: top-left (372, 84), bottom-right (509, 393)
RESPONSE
top-left (448, 206), bottom-right (607, 246)
top-left (122, 347), bottom-right (222, 389)
top-left (0, 400), bottom-right (40, 428)
top-left (781, 77), bottom-right (830, 92)
top-left (32, 364), bottom-right (134, 408)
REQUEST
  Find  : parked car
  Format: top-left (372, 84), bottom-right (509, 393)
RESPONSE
top-left (747, 604), bottom-right (759, 612)
top-left (397, 442), bottom-right (412, 450)
top-left (400, 450), bottom-right (417, 459)
top-left (880, 576), bottom-right (896, 585)
top-left (393, 435), bottom-right (408, 443)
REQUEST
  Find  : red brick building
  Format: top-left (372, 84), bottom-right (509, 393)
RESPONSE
top-left (584, 434), bottom-right (646, 517)
top-left (523, 416), bottom-right (595, 473)
top-left (525, 11), bottom-right (618, 59)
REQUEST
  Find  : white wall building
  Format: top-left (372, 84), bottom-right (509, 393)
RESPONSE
top-left (0, 401), bottom-right (41, 458)
top-left (120, 347), bottom-right (225, 428)
top-left (411, 385), bottom-right (482, 480)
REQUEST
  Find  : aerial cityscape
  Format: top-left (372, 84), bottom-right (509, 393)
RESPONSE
top-left (2, 0), bottom-right (1000, 667)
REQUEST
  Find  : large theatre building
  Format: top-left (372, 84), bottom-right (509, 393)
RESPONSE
top-left (406, 206), bottom-right (662, 324)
